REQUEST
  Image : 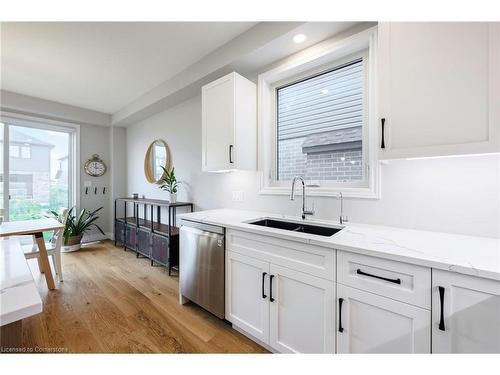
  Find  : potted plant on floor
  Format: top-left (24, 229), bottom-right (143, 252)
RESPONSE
top-left (50, 206), bottom-right (105, 252)
top-left (159, 166), bottom-right (181, 203)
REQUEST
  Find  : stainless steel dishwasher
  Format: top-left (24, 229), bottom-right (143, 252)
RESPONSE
top-left (179, 220), bottom-right (225, 319)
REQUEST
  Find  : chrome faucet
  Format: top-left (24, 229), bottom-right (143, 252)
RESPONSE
top-left (338, 192), bottom-right (348, 225)
top-left (290, 176), bottom-right (314, 220)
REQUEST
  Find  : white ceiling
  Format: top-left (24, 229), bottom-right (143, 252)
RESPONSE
top-left (0, 22), bottom-right (256, 113)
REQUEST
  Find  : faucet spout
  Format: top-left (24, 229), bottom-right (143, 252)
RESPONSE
top-left (291, 176), bottom-right (314, 220)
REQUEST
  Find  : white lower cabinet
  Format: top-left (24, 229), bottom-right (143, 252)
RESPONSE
top-left (432, 270), bottom-right (500, 353)
top-left (225, 230), bottom-right (498, 354)
top-left (225, 251), bottom-right (270, 343)
top-left (226, 250), bottom-right (335, 353)
top-left (336, 284), bottom-right (431, 353)
top-left (269, 264), bottom-right (335, 353)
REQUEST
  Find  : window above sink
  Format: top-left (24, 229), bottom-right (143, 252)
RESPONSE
top-left (258, 26), bottom-right (380, 199)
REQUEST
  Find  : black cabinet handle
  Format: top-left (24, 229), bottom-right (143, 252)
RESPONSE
top-left (438, 286), bottom-right (445, 331)
top-left (356, 269), bottom-right (401, 285)
top-left (262, 272), bottom-right (267, 299)
top-left (269, 274), bottom-right (275, 302)
top-left (338, 298), bottom-right (344, 333)
top-left (229, 144), bottom-right (234, 164)
top-left (380, 118), bottom-right (386, 149)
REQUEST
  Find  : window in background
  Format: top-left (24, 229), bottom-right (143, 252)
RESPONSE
top-left (6, 124), bottom-right (71, 221)
top-left (21, 146), bottom-right (31, 159)
top-left (9, 145), bottom-right (19, 158)
top-left (276, 58), bottom-right (366, 183)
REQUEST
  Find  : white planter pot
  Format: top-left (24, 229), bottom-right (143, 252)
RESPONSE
top-left (62, 235), bottom-right (82, 252)
top-left (62, 243), bottom-right (82, 252)
top-left (169, 192), bottom-right (177, 203)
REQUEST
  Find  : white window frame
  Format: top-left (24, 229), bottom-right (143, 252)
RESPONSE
top-left (0, 112), bottom-right (80, 219)
top-left (258, 26), bottom-right (380, 199)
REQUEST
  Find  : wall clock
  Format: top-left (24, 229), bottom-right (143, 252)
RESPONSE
top-left (84, 154), bottom-right (107, 177)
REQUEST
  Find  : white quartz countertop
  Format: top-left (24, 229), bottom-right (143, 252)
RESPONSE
top-left (0, 239), bottom-right (43, 326)
top-left (179, 209), bottom-right (500, 281)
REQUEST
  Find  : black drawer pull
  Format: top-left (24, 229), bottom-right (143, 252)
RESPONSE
top-left (229, 144), bottom-right (234, 164)
top-left (269, 274), bottom-right (275, 302)
top-left (262, 272), bottom-right (267, 299)
top-left (438, 286), bottom-right (445, 331)
top-left (380, 118), bottom-right (386, 149)
top-left (338, 298), bottom-right (344, 333)
top-left (356, 269), bottom-right (401, 284)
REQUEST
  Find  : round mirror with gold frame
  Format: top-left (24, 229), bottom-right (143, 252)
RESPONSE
top-left (144, 139), bottom-right (171, 184)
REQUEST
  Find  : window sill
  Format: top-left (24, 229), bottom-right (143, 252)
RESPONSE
top-left (259, 185), bottom-right (380, 199)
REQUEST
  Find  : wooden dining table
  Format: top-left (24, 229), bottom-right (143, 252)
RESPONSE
top-left (0, 218), bottom-right (65, 290)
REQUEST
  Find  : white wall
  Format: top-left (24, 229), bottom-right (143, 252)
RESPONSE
top-left (110, 126), bottom-right (127, 230)
top-left (79, 124), bottom-right (112, 236)
top-left (126, 95), bottom-right (500, 238)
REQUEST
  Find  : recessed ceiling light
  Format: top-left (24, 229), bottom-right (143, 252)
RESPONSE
top-left (321, 89), bottom-right (329, 95)
top-left (293, 34), bottom-right (307, 44)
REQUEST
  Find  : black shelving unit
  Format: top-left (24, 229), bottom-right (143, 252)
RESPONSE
top-left (114, 197), bottom-right (193, 275)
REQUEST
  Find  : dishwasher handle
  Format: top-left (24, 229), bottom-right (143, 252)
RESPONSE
top-left (181, 220), bottom-right (225, 235)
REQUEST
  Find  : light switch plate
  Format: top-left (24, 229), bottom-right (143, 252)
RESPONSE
top-left (84, 181), bottom-right (92, 187)
top-left (231, 190), bottom-right (244, 202)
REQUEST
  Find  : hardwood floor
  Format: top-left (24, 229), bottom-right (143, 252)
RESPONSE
top-left (22, 240), bottom-right (268, 353)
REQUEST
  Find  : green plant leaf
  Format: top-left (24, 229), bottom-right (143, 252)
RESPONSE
top-left (62, 206), bottom-right (104, 239)
top-left (158, 165), bottom-right (181, 193)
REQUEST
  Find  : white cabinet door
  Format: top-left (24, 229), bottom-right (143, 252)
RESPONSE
top-left (202, 72), bottom-right (256, 172)
top-left (202, 74), bottom-right (235, 171)
top-left (269, 264), bottom-right (335, 353)
top-left (432, 270), bottom-right (500, 353)
top-left (378, 22), bottom-right (499, 159)
top-left (336, 284), bottom-right (430, 353)
top-left (225, 251), bottom-right (270, 344)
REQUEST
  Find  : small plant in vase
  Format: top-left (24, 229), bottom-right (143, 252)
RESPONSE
top-left (159, 166), bottom-right (181, 203)
top-left (50, 206), bottom-right (105, 252)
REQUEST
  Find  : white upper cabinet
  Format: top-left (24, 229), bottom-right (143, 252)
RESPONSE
top-left (432, 270), bottom-right (500, 353)
top-left (202, 72), bottom-right (257, 171)
top-left (378, 22), bottom-right (500, 159)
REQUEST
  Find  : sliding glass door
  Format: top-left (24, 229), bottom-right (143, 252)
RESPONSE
top-left (0, 118), bottom-right (76, 221)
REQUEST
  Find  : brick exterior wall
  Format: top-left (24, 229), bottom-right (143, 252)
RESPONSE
top-left (278, 137), bottom-right (363, 181)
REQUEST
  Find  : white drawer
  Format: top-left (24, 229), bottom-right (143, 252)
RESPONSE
top-left (337, 251), bottom-right (431, 309)
top-left (227, 229), bottom-right (335, 281)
